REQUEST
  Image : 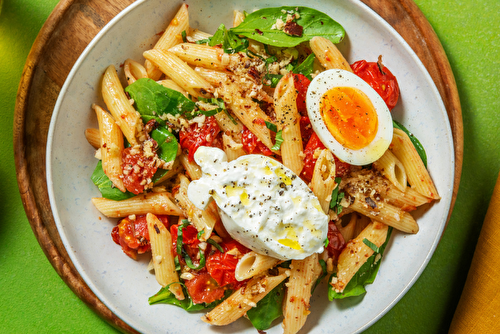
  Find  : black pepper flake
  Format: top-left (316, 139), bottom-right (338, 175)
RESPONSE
top-left (153, 224), bottom-right (160, 234)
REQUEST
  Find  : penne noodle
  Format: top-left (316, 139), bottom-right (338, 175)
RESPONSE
top-left (373, 149), bottom-right (407, 192)
top-left (310, 36), bottom-right (353, 72)
top-left (310, 149), bottom-right (336, 213)
top-left (156, 79), bottom-right (187, 95)
top-left (85, 128), bottom-right (100, 149)
top-left (93, 104), bottom-right (126, 193)
top-left (283, 254), bottom-right (323, 334)
top-left (123, 58), bottom-right (148, 85)
top-left (233, 10), bottom-right (246, 27)
top-left (391, 128), bottom-right (440, 199)
top-left (336, 213), bottom-right (357, 242)
top-left (179, 153), bottom-right (202, 180)
top-left (101, 65), bottom-right (141, 146)
top-left (332, 221), bottom-right (388, 293)
top-left (145, 4), bottom-right (190, 80)
top-left (146, 213), bottom-right (184, 300)
top-left (143, 49), bottom-right (212, 97)
top-left (168, 43), bottom-right (229, 71)
top-left (153, 158), bottom-right (184, 185)
top-left (186, 29), bottom-right (212, 43)
top-left (234, 251), bottom-right (281, 281)
top-left (92, 192), bottom-right (183, 218)
top-left (202, 270), bottom-right (289, 325)
top-left (274, 74), bottom-right (304, 175)
top-left (222, 133), bottom-right (246, 161)
top-left (173, 174), bottom-right (217, 239)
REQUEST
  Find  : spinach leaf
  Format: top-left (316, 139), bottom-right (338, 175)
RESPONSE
top-left (392, 120), bottom-right (427, 167)
top-left (150, 126), bottom-right (178, 182)
top-left (149, 284), bottom-right (230, 311)
top-left (328, 227), bottom-right (393, 299)
top-left (209, 24), bottom-right (249, 53)
top-left (125, 78), bottom-right (197, 121)
top-left (293, 53), bottom-right (316, 80)
top-left (231, 7), bottom-right (345, 47)
top-left (247, 279), bottom-right (286, 330)
top-left (271, 130), bottom-right (284, 150)
top-left (90, 160), bottom-right (134, 201)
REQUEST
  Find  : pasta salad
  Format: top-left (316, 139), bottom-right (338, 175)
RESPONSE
top-left (86, 4), bottom-right (439, 333)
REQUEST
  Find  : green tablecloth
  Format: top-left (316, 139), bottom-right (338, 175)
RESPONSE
top-left (1, 0), bottom-right (499, 332)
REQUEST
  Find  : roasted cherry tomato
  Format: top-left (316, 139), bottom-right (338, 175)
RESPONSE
top-left (170, 223), bottom-right (201, 263)
top-left (326, 221), bottom-right (346, 262)
top-left (241, 126), bottom-right (273, 156)
top-left (121, 138), bottom-right (159, 194)
top-left (351, 59), bottom-right (400, 110)
top-left (184, 271), bottom-right (226, 305)
top-left (179, 116), bottom-right (222, 161)
top-left (301, 132), bottom-right (352, 182)
top-left (206, 240), bottom-right (250, 288)
top-left (299, 116), bottom-right (313, 146)
top-left (111, 215), bottom-right (169, 259)
top-left (293, 74), bottom-right (311, 117)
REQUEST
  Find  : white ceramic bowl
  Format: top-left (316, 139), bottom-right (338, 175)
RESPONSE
top-left (47, 0), bottom-right (454, 333)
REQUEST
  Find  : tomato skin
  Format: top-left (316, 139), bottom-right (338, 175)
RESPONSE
top-left (179, 116), bottom-right (222, 162)
top-left (326, 221), bottom-right (346, 262)
top-left (206, 240), bottom-right (250, 288)
top-left (121, 139), bottom-right (159, 195)
top-left (111, 215), bottom-right (169, 259)
top-left (184, 271), bottom-right (226, 305)
top-left (351, 60), bottom-right (400, 111)
top-left (293, 74), bottom-right (311, 117)
top-left (170, 223), bottom-right (201, 263)
top-left (241, 126), bottom-right (273, 156)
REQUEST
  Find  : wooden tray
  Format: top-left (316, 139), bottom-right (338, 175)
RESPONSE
top-left (13, 0), bottom-right (463, 333)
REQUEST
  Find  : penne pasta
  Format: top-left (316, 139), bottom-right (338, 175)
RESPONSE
top-left (332, 221), bottom-right (388, 293)
top-left (101, 65), bottom-right (141, 146)
top-left (85, 128), bottom-right (100, 149)
top-left (123, 58), bottom-right (148, 85)
top-left (156, 79), bottom-right (187, 95)
top-left (373, 149), bottom-right (407, 192)
top-left (146, 213), bottom-right (184, 300)
top-left (178, 153), bottom-right (202, 180)
top-left (145, 4), bottom-right (190, 80)
top-left (222, 133), bottom-right (246, 161)
top-left (202, 270), bottom-right (289, 325)
top-left (391, 128), bottom-right (440, 199)
top-left (92, 192), bottom-right (182, 218)
top-left (310, 149), bottom-right (336, 213)
top-left (93, 104), bottom-right (126, 193)
top-left (310, 36), bottom-right (353, 72)
top-left (274, 74), bottom-right (304, 175)
top-left (234, 251), bottom-right (281, 281)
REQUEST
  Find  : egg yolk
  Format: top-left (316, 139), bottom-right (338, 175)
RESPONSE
top-left (320, 86), bottom-right (378, 150)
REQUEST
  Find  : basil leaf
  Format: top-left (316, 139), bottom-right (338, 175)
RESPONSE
top-left (207, 238), bottom-right (224, 252)
top-left (149, 284), bottom-right (230, 311)
top-left (271, 130), bottom-right (284, 150)
top-left (328, 227), bottom-right (393, 299)
top-left (264, 73), bottom-right (283, 88)
top-left (208, 24), bottom-right (226, 47)
top-left (150, 126), bottom-right (178, 182)
top-left (181, 30), bottom-right (187, 43)
top-left (293, 53), bottom-right (316, 80)
top-left (91, 160), bottom-right (134, 200)
top-left (247, 280), bottom-right (286, 330)
top-left (197, 96), bottom-right (238, 124)
top-left (329, 177), bottom-right (344, 214)
top-left (392, 120), bottom-right (427, 167)
top-left (230, 7), bottom-right (345, 47)
top-left (184, 248), bottom-right (205, 270)
top-left (362, 238), bottom-right (380, 253)
top-left (125, 78), bottom-right (197, 120)
top-left (265, 121), bottom-right (278, 133)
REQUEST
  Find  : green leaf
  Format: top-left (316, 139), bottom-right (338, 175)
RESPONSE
top-left (125, 78), bottom-right (197, 120)
top-left (149, 284), bottom-right (230, 311)
top-left (150, 126), bottom-right (178, 182)
top-left (329, 177), bottom-right (344, 214)
top-left (90, 160), bottom-right (134, 201)
top-left (247, 279), bottom-right (286, 330)
top-left (181, 30), bottom-right (187, 43)
top-left (197, 96), bottom-right (238, 124)
top-left (328, 227), bottom-right (393, 299)
top-left (265, 121), bottom-right (278, 133)
top-left (312, 259), bottom-right (328, 293)
top-left (208, 24), bottom-right (226, 47)
top-left (392, 120), bottom-right (427, 167)
top-left (264, 73), bottom-right (283, 88)
top-left (271, 130), bottom-right (284, 150)
top-left (230, 7), bottom-right (345, 47)
top-left (207, 238), bottom-right (224, 252)
top-left (209, 24), bottom-right (249, 54)
top-left (363, 238), bottom-right (380, 253)
top-left (293, 53), bottom-right (316, 80)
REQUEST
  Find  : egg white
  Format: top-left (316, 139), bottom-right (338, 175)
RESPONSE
top-left (306, 69), bottom-right (393, 165)
top-left (187, 147), bottom-right (328, 260)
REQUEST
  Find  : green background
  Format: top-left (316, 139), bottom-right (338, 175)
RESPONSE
top-left (1, 0), bottom-right (499, 333)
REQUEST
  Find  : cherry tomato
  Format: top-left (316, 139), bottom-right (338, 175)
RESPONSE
top-left (241, 126), bottom-right (273, 156)
top-left (170, 223), bottom-right (201, 263)
top-left (111, 215), bottom-right (169, 259)
top-left (326, 221), bottom-right (346, 262)
top-left (206, 240), bottom-right (250, 288)
top-left (122, 139), bottom-right (159, 194)
top-left (179, 116), bottom-right (222, 162)
top-left (351, 59), bottom-right (400, 110)
top-left (184, 271), bottom-right (226, 305)
top-left (299, 116), bottom-right (313, 146)
top-left (293, 74), bottom-right (311, 117)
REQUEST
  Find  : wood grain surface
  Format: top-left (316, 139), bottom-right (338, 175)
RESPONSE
top-left (13, 0), bottom-right (463, 333)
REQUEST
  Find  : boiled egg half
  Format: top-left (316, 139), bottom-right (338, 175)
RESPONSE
top-left (187, 147), bottom-right (328, 260)
top-left (306, 69), bottom-right (393, 165)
